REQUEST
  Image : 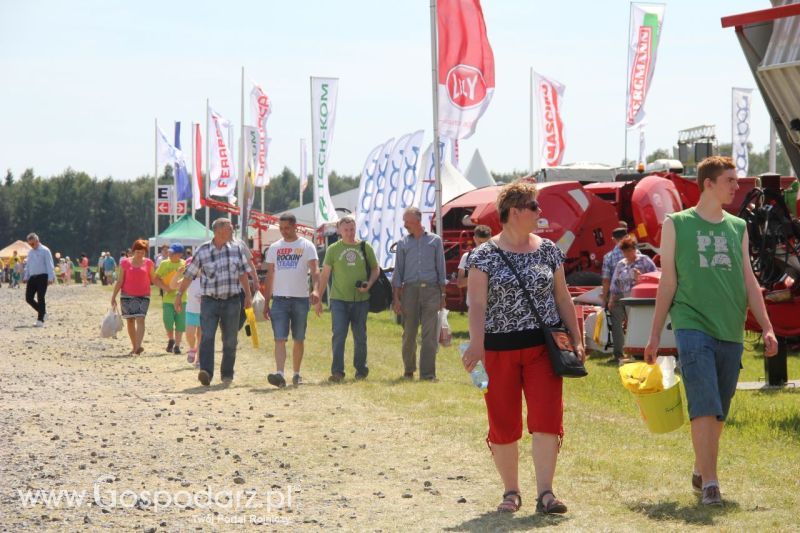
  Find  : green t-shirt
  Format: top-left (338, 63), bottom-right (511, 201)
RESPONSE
top-left (669, 208), bottom-right (747, 343)
top-left (323, 240), bottom-right (378, 303)
top-left (155, 258), bottom-right (187, 304)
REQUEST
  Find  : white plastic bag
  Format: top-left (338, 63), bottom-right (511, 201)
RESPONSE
top-left (438, 309), bottom-right (452, 347)
top-left (101, 308), bottom-right (123, 339)
top-left (251, 291), bottom-right (267, 322)
top-left (657, 355), bottom-right (677, 389)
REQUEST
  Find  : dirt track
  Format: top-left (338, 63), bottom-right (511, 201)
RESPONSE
top-left (0, 284), bottom-right (504, 532)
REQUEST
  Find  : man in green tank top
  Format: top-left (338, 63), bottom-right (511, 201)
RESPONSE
top-left (644, 156), bottom-right (778, 506)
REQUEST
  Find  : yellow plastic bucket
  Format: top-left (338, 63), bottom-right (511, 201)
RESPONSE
top-left (633, 377), bottom-right (685, 434)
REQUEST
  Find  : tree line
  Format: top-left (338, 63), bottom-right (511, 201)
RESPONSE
top-left (2, 143), bottom-right (794, 262)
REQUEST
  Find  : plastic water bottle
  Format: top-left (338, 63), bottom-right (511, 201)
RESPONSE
top-left (460, 343), bottom-right (489, 394)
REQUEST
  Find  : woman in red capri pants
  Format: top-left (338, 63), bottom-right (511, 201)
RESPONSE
top-left (463, 181), bottom-right (585, 514)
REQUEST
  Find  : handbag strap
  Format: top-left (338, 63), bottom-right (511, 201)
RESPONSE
top-left (491, 241), bottom-right (550, 332)
top-left (360, 240), bottom-right (370, 280)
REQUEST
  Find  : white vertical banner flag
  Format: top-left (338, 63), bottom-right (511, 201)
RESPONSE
top-left (310, 77), bottom-right (339, 226)
top-left (732, 87), bottom-right (753, 178)
top-left (626, 3), bottom-right (665, 127)
top-left (367, 138), bottom-right (396, 263)
top-left (533, 72), bottom-right (567, 167)
top-left (393, 130), bottom-right (426, 253)
top-left (250, 83), bottom-right (272, 186)
top-left (379, 133), bottom-right (414, 269)
top-left (299, 138), bottom-right (308, 195)
top-left (355, 142), bottom-right (385, 243)
top-left (156, 126), bottom-right (183, 168)
top-left (243, 126), bottom-right (259, 211)
top-left (207, 107), bottom-right (236, 198)
top-left (418, 140), bottom-right (447, 232)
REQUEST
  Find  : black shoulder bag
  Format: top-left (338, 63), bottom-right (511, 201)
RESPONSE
top-left (360, 241), bottom-right (393, 313)
top-left (493, 243), bottom-right (588, 378)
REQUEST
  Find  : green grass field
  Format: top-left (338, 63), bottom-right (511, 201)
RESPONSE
top-left (285, 306), bottom-right (800, 530)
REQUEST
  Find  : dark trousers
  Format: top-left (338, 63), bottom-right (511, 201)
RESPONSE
top-left (25, 274), bottom-right (48, 321)
top-left (199, 295), bottom-right (241, 380)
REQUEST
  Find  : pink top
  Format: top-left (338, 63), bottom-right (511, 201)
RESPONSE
top-left (120, 257), bottom-right (154, 297)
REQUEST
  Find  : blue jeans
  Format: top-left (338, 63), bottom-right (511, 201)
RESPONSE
top-left (330, 299), bottom-right (369, 377)
top-left (199, 295), bottom-right (242, 381)
top-left (270, 297), bottom-right (310, 341)
top-left (675, 329), bottom-right (743, 421)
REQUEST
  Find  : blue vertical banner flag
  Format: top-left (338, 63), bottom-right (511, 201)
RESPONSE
top-left (174, 122), bottom-right (192, 201)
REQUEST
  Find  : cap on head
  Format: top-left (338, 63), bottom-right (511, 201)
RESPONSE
top-left (168, 243), bottom-right (185, 254)
top-left (612, 227), bottom-right (628, 240)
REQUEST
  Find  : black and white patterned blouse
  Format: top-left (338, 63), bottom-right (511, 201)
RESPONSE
top-left (467, 239), bottom-right (565, 334)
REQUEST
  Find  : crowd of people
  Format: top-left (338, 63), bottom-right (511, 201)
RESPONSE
top-left (13, 156), bottom-right (780, 513)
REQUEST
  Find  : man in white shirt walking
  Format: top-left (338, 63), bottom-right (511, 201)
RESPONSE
top-left (263, 214), bottom-right (321, 387)
top-left (23, 233), bottom-right (55, 327)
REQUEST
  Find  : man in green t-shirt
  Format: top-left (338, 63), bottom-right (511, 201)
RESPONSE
top-left (155, 243), bottom-right (188, 354)
top-left (645, 156), bottom-right (777, 506)
top-left (316, 216), bottom-right (379, 382)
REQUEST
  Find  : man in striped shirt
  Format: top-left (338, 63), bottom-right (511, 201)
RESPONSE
top-left (175, 218), bottom-right (253, 387)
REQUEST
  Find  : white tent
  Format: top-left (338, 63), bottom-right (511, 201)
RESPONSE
top-left (463, 149), bottom-right (496, 188)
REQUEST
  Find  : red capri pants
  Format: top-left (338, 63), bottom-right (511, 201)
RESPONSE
top-left (484, 345), bottom-right (564, 444)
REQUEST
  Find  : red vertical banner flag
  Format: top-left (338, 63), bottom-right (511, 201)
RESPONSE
top-left (533, 72), bottom-right (566, 167)
top-left (194, 124), bottom-right (204, 210)
top-left (437, 0), bottom-right (495, 139)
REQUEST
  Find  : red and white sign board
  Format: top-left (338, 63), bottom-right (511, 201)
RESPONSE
top-left (156, 185), bottom-right (186, 215)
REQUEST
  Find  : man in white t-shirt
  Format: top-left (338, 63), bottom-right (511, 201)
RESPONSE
top-left (263, 213), bottom-right (321, 387)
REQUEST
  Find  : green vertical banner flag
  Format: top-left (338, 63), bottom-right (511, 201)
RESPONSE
top-left (310, 76), bottom-right (339, 227)
top-left (626, 3), bottom-right (665, 127)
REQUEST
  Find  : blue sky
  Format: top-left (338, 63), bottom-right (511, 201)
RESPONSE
top-left (0, 1), bottom-right (771, 181)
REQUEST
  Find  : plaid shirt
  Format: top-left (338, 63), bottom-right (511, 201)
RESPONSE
top-left (601, 245), bottom-right (624, 280)
top-left (184, 240), bottom-right (251, 299)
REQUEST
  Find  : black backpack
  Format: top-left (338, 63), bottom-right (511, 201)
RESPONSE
top-left (360, 241), bottom-right (393, 313)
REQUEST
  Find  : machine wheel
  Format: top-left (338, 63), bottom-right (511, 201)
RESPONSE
top-left (566, 270), bottom-right (602, 287)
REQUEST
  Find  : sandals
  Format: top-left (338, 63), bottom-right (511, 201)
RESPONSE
top-left (497, 490), bottom-right (521, 513)
top-left (536, 490), bottom-right (567, 514)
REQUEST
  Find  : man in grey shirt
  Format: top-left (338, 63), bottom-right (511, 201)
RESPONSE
top-left (392, 207), bottom-right (447, 381)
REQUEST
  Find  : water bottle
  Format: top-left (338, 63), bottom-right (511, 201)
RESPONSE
top-left (460, 343), bottom-right (489, 394)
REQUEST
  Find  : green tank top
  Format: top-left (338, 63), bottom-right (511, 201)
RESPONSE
top-left (669, 208), bottom-right (747, 343)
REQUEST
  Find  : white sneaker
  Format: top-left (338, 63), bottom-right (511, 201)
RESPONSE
top-left (34, 320), bottom-right (44, 327)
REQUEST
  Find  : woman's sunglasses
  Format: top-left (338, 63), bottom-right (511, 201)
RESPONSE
top-left (518, 200), bottom-right (540, 212)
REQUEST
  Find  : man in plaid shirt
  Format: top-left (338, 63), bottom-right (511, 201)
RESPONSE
top-left (175, 218), bottom-right (253, 387)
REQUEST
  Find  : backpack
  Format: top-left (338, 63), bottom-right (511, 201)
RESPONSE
top-left (360, 241), bottom-right (393, 313)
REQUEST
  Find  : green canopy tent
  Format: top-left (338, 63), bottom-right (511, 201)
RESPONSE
top-left (150, 214), bottom-right (211, 249)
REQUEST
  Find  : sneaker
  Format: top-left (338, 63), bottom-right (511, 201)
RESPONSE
top-left (292, 374), bottom-right (302, 386)
top-left (692, 473), bottom-right (702, 494)
top-left (402, 372), bottom-right (414, 380)
top-left (701, 485), bottom-right (723, 506)
top-left (267, 373), bottom-right (287, 388)
top-left (328, 373), bottom-right (345, 383)
top-left (33, 320), bottom-right (44, 328)
top-left (173, 345), bottom-right (182, 355)
top-left (198, 370), bottom-right (211, 387)
top-left (221, 376), bottom-right (233, 385)
top-left (166, 339), bottom-right (175, 353)
top-left (187, 349), bottom-right (196, 364)
top-left (354, 373), bottom-right (368, 381)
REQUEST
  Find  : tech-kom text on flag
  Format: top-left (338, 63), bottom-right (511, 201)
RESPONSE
top-left (310, 77), bottom-right (339, 226)
top-left (732, 88), bottom-right (753, 178)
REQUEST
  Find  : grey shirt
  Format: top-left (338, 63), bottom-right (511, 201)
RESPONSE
top-left (392, 231), bottom-right (447, 288)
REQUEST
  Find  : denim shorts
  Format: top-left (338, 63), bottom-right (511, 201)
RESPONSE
top-left (675, 329), bottom-right (743, 421)
top-left (270, 296), bottom-right (310, 341)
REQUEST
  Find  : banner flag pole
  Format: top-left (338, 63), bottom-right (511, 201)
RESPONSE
top-left (429, 0), bottom-right (442, 237)
top-left (154, 118), bottom-right (159, 249)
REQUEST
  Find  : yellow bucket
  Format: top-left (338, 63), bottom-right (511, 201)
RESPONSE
top-left (633, 377), bottom-right (685, 434)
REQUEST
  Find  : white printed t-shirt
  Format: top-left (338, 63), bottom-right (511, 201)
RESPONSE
top-left (266, 237), bottom-right (318, 298)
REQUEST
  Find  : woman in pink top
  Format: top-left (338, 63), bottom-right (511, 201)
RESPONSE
top-left (111, 239), bottom-right (156, 355)
top-left (79, 254), bottom-right (90, 286)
